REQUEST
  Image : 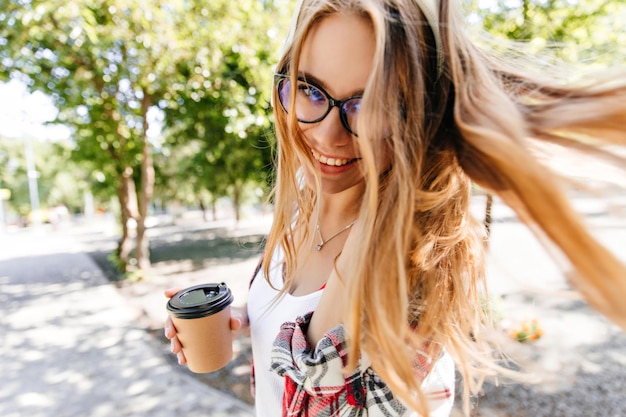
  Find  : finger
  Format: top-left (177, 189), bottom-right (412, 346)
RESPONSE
top-left (164, 317), bottom-right (177, 339)
top-left (170, 337), bottom-right (187, 365)
top-left (170, 336), bottom-right (183, 354)
top-left (230, 317), bottom-right (242, 331)
top-left (164, 287), bottom-right (183, 298)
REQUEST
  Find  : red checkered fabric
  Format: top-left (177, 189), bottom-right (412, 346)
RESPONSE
top-left (270, 312), bottom-right (453, 417)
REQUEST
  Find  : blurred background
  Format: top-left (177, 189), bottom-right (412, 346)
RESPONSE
top-left (1, 0), bottom-right (624, 273)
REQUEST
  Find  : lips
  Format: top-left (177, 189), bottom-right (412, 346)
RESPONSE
top-left (311, 149), bottom-right (357, 166)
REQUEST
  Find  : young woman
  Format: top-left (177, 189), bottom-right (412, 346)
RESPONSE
top-left (165, 0), bottom-right (626, 415)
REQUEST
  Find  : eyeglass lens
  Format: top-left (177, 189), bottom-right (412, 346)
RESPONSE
top-left (277, 77), bottom-right (361, 136)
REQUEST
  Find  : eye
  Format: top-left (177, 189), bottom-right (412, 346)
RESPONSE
top-left (296, 81), bottom-right (326, 104)
top-left (343, 98), bottom-right (362, 116)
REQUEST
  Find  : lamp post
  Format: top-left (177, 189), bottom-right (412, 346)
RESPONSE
top-left (24, 136), bottom-right (41, 227)
top-left (0, 151), bottom-right (5, 233)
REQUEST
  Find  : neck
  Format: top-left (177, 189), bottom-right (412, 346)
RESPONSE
top-left (318, 182), bottom-right (364, 226)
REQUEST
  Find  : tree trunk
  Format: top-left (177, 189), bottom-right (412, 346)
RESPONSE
top-left (211, 199), bottom-right (217, 221)
top-left (135, 95), bottom-right (155, 273)
top-left (232, 183), bottom-right (242, 222)
top-left (199, 197), bottom-right (209, 222)
top-left (117, 165), bottom-right (139, 269)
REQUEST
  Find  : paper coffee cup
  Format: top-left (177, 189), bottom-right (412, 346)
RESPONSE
top-left (166, 283), bottom-right (234, 373)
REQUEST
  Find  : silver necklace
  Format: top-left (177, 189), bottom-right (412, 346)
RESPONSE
top-left (315, 220), bottom-right (356, 251)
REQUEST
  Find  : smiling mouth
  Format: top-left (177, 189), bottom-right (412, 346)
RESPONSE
top-left (311, 149), bottom-right (358, 167)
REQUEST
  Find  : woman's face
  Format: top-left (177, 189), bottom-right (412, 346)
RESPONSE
top-left (296, 13), bottom-right (376, 195)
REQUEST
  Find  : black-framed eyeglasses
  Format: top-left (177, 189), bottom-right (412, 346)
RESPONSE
top-left (274, 73), bottom-right (362, 137)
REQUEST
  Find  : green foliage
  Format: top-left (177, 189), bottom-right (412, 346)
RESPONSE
top-left (467, 0), bottom-right (626, 65)
top-left (0, 0), bottom-right (292, 219)
top-left (157, 0), bottom-right (288, 205)
top-left (106, 250), bottom-right (143, 281)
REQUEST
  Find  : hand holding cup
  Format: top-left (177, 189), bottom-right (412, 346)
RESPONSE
top-left (164, 283), bottom-right (237, 373)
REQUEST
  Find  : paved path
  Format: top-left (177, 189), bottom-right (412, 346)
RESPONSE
top-left (0, 229), bottom-right (254, 417)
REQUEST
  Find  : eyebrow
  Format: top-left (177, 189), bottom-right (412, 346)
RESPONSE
top-left (297, 71), bottom-right (365, 98)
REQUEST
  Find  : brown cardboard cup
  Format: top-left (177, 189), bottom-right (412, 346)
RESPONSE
top-left (166, 283), bottom-right (234, 373)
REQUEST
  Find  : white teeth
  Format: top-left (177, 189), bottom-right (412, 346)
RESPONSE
top-left (311, 149), bottom-right (350, 166)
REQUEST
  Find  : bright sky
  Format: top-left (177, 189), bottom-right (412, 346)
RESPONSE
top-left (0, 79), bottom-right (165, 146)
top-left (0, 79), bottom-right (71, 141)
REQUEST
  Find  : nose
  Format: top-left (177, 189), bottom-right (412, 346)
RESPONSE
top-left (309, 106), bottom-right (352, 147)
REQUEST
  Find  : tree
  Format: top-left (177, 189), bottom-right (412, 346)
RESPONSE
top-left (1, 0), bottom-right (162, 270)
top-left (1, 0), bottom-right (291, 274)
top-left (467, 0), bottom-right (626, 66)
top-left (158, 0), bottom-right (285, 221)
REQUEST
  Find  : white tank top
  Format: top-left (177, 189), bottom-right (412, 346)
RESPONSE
top-left (247, 247), bottom-right (323, 417)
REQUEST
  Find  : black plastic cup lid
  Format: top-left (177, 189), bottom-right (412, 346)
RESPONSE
top-left (167, 283), bottom-right (233, 319)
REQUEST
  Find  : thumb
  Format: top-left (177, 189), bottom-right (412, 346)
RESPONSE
top-left (164, 287), bottom-right (183, 298)
top-left (230, 317), bottom-right (242, 331)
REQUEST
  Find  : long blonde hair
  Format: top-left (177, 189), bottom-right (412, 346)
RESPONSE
top-left (263, 0), bottom-right (626, 414)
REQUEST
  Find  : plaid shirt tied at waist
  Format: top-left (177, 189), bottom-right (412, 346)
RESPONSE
top-left (270, 312), bottom-right (454, 417)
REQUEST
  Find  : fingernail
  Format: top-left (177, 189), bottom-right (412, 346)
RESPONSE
top-left (177, 352), bottom-right (183, 365)
top-left (164, 327), bottom-right (171, 338)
